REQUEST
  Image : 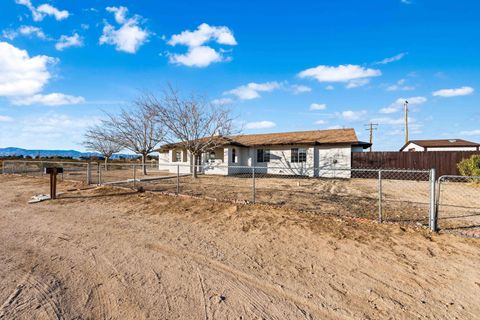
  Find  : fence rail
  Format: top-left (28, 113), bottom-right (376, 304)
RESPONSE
top-left (352, 151), bottom-right (480, 177)
top-left (7, 160), bottom-right (480, 235)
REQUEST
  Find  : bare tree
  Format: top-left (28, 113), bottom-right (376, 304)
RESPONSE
top-left (102, 99), bottom-right (166, 175)
top-left (83, 125), bottom-right (123, 170)
top-left (152, 88), bottom-right (236, 178)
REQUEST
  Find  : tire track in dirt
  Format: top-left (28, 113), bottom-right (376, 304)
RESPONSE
top-left (145, 241), bottom-right (334, 319)
top-left (0, 270), bottom-right (64, 320)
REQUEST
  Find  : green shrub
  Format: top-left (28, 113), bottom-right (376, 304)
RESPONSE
top-left (457, 155), bottom-right (480, 177)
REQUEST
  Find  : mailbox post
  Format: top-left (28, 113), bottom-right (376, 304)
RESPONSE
top-left (45, 167), bottom-right (63, 200)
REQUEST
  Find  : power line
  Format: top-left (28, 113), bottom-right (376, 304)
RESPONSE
top-left (364, 123), bottom-right (378, 152)
top-left (404, 100), bottom-right (409, 144)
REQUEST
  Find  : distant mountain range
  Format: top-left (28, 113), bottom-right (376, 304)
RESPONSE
top-left (0, 147), bottom-right (139, 159)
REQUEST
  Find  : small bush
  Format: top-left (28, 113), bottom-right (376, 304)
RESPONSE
top-left (457, 155), bottom-right (480, 177)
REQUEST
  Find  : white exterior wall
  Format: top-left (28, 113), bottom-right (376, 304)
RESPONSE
top-left (402, 142), bottom-right (425, 152)
top-left (159, 144), bottom-right (353, 178)
top-left (402, 142), bottom-right (479, 152)
top-left (426, 146), bottom-right (478, 151)
top-left (315, 144), bottom-right (352, 178)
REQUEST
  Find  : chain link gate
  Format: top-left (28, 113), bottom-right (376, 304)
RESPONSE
top-left (436, 175), bottom-right (480, 237)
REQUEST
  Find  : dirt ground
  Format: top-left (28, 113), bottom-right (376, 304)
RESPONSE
top-left (1, 175), bottom-right (479, 319)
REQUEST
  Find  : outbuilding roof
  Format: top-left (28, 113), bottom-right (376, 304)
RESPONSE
top-left (400, 139), bottom-right (480, 151)
top-left (159, 128), bottom-right (370, 151)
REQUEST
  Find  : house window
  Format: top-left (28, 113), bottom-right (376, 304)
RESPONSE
top-left (257, 149), bottom-right (270, 163)
top-left (174, 151), bottom-right (181, 162)
top-left (291, 148), bottom-right (307, 163)
top-left (232, 148), bottom-right (237, 163)
top-left (208, 151), bottom-right (216, 161)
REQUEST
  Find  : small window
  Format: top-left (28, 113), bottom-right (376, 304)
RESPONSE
top-left (175, 151), bottom-right (181, 162)
top-left (291, 148), bottom-right (307, 163)
top-left (232, 148), bottom-right (237, 163)
top-left (208, 151), bottom-right (216, 161)
top-left (257, 149), bottom-right (270, 163)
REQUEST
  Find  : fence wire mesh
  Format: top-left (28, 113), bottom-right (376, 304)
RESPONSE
top-left (2, 160), bottom-right (436, 228)
top-left (437, 175), bottom-right (480, 236)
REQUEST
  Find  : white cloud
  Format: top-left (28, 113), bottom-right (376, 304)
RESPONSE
top-left (18, 25), bottom-right (45, 38)
top-left (2, 25), bottom-right (46, 40)
top-left (167, 23), bottom-right (237, 67)
top-left (380, 96), bottom-right (427, 114)
top-left (432, 86), bottom-right (474, 97)
top-left (291, 84), bottom-right (312, 94)
top-left (168, 46), bottom-right (222, 67)
top-left (106, 6), bottom-right (129, 24)
top-left (100, 6), bottom-right (149, 54)
top-left (211, 97), bottom-right (233, 105)
top-left (345, 78), bottom-right (370, 89)
top-left (325, 85), bottom-right (335, 90)
top-left (245, 121), bottom-right (276, 129)
top-left (327, 125), bottom-right (343, 130)
top-left (460, 130), bottom-right (480, 136)
top-left (15, 0), bottom-right (69, 21)
top-left (336, 110), bottom-right (367, 121)
top-left (0, 41), bottom-right (54, 96)
top-left (225, 82), bottom-right (281, 100)
top-left (298, 64), bottom-right (381, 88)
top-left (371, 117), bottom-right (414, 125)
top-left (0, 115), bottom-right (14, 122)
top-left (309, 103), bottom-right (327, 111)
top-left (37, 4), bottom-right (69, 21)
top-left (314, 120), bottom-right (326, 125)
top-left (374, 52), bottom-right (407, 65)
top-left (386, 79), bottom-right (414, 91)
top-left (168, 23), bottom-right (237, 47)
top-left (12, 93), bottom-right (85, 106)
top-left (55, 33), bottom-right (83, 51)
top-left (400, 0), bottom-right (412, 4)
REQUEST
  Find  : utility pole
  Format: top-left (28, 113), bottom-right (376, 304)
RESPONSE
top-left (364, 123), bottom-right (378, 152)
top-left (404, 100), bottom-right (409, 144)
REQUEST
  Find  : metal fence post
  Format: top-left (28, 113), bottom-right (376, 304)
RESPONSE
top-left (176, 165), bottom-right (180, 195)
top-left (86, 162), bottom-right (91, 185)
top-left (133, 164), bottom-right (137, 188)
top-left (252, 167), bottom-right (256, 204)
top-left (98, 163), bottom-right (102, 185)
top-left (378, 170), bottom-right (383, 223)
top-left (429, 169), bottom-right (437, 232)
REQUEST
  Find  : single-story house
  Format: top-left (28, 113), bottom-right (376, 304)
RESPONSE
top-left (157, 128), bottom-right (370, 177)
top-left (400, 139), bottom-right (480, 152)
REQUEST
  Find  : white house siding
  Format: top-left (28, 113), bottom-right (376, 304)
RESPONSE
top-left (402, 142), bottom-right (479, 152)
top-left (426, 146), bottom-right (478, 151)
top-left (315, 144), bottom-right (351, 178)
top-left (159, 144), bottom-right (353, 178)
top-left (402, 143), bottom-right (425, 152)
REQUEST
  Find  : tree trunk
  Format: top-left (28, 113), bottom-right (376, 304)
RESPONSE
top-left (191, 152), bottom-right (198, 179)
top-left (142, 153), bottom-right (147, 175)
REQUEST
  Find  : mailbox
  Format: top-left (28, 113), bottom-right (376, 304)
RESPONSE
top-left (45, 167), bottom-right (64, 174)
top-left (44, 167), bottom-right (63, 200)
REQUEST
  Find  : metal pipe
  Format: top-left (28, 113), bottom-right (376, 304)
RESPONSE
top-left (378, 170), bottom-right (382, 223)
top-left (252, 167), bottom-right (256, 204)
top-left (176, 164), bottom-right (180, 195)
top-left (429, 169), bottom-right (437, 232)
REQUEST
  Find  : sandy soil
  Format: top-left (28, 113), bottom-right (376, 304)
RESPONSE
top-left (1, 175), bottom-right (479, 319)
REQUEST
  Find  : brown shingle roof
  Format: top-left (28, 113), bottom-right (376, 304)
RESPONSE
top-left (159, 128), bottom-right (362, 151)
top-left (400, 139), bottom-right (480, 150)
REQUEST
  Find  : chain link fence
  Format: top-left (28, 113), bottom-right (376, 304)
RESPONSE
top-left (111, 164), bottom-right (434, 226)
top-left (436, 175), bottom-right (480, 236)
top-left (1, 160), bottom-right (440, 229)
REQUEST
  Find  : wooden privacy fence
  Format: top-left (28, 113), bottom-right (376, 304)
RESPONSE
top-left (352, 151), bottom-right (480, 177)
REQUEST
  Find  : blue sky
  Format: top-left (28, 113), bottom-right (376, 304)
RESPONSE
top-left (0, 0), bottom-right (479, 151)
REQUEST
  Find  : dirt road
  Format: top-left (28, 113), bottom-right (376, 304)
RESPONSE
top-left (0, 175), bottom-right (479, 319)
